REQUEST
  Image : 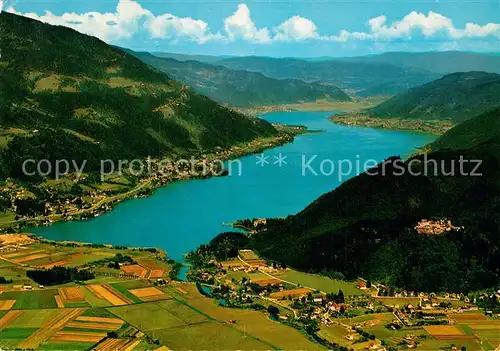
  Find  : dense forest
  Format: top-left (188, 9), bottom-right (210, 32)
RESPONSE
top-left (27, 266), bottom-right (95, 285)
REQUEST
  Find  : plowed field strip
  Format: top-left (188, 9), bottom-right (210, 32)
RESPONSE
top-left (88, 285), bottom-right (131, 306)
top-left (13, 253), bottom-right (49, 263)
top-left (51, 334), bottom-right (104, 342)
top-left (0, 300), bottom-right (16, 310)
top-left (75, 316), bottom-right (124, 324)
top-left (55, 295), bottom-right (65, 308)
top-left (57, 331), bottom-right (107, 337)
top-left (0, 310), bottom-right (23, 331)
top-left (18, 308), bottom-right (85, 349)
top-left (66, 322), bottom-right (122, 331)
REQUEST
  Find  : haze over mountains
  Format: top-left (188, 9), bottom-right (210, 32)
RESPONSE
top-left (152, 51), bottom-right (500, 98)
top-left (129, 51), bottom-right (352, 107)
top-left (338, 51), bottom-right (500, 75)
top-left (217, 56), bottom-right (440, 96)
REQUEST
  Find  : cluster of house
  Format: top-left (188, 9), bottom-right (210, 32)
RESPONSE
top-left (414, 218), bottom-right (464, 235)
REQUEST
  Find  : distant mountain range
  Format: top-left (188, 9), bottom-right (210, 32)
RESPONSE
top-left (337, 51), bottom-right (500, 75)
top-left (149, 51), bottom-right (500, 98)
top-left (217, 56), bottom-right (440, 96)
top-left (129, 51), bottom-right (352, 107)
top-left (150, 52), bottom-right (232, 64)
top-left (366, 71), bottom-right (500, 123)
top-left (0, 12), bottom-right (277, 180)
top-left (252, 105), bottom-right (500, 292)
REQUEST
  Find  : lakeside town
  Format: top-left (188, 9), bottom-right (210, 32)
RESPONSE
top-left (0, 124), bottom-right (303, 233)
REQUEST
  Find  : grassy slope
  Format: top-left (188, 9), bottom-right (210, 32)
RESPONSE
top-left (366, 71), bottom-right (500, 123)
top-left (0, 12), bottom-right (278, 179)
top-left (128, 51), bottom-right (352, 107)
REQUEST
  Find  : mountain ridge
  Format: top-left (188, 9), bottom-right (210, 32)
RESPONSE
top-left (128, 51), bottom-right (352, 107)
top-left (0, 12), bottom-right (279, 180)
top-left (337, 51), bottom-right (500, 75)
top-left (217, 56), bottom-right (440, 96)
top-left (365, 71), bottom-right (500, 123)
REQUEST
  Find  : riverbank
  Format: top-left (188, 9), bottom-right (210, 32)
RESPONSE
top-left (0, 124), bottom-right (306, 233)
top-left (330, 114), bottom-right (454, 135)
top-left (235, 97), bottom-right (388, 116)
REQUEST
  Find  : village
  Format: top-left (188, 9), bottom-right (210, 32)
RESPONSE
top-left (189, 248), bottom-right (500, 351)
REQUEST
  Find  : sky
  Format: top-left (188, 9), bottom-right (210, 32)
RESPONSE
top-left (1, 0), bottom-right (499, 57)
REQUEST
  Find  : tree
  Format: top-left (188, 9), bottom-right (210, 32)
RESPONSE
top-left (337, 289), bottom-right (345, 303)
top-left (267, 305), bottom-right (280, 315)
top-left (366, 280), bottom-right (372, 288)
top-left (340, 305), bottom-right (346, 314)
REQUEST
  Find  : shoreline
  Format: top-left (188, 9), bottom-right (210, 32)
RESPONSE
top-left (1, 125), bottom-right (306, 233)
top-left (330, 114), bottom-right (455, 136)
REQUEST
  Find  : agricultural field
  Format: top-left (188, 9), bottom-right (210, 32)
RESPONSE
top-left (3, 234), bottom-right (495, 350)
top-left (0, 234), bottom-right (186, 349)
top-left (269, 288), bottom-right (312, 299)
top-left (336, 309), bottom-right (500, 351)
top-left (274, 269), bottom-right (364, 296)
top-left (237, 250), bottom-right (260, 261)
top-left (318, 323), bottom-right (360, 347)
top-left (373, 297), bottom-right (421, 308)
top-left (0, 234), bottom-right (173, 291)
top-left (109, 281), bottom-right (324, 350)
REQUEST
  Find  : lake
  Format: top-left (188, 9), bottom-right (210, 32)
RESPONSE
top-left (31, 111), bottom-right (435, 261)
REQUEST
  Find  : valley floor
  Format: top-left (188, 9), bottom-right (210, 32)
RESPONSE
top-left (0, 234), bottom-right (323, 350)
top-left (236, 97), bottom-right (388, 115)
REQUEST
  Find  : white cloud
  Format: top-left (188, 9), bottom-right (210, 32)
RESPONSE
top-left (459, 22), bottom-right (500, 38)
top-left (146, 14), bottom-right (224, 44)
top-left (7, 0), bottom-right (150, 42)
top-left (224, 4), bottom-right (271, 43)
top-left (331, 11), bottom-right (500, 42)
top-left (0, 0), bottom-right (4, 13)
top-left (5, 2), bottom-right (500, 46)
top-left (274, 16), bottom-right (319, 41)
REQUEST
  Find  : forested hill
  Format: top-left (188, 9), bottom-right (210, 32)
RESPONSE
top-left (366, 71), bottom-right (500, 123)
top-left (127, 51), bottom-right (352, 107)
top-left (218, 56), bottom-right (439, 96)
top-left (252, 107), bottom-right (500, 293)
top-left (0, 12), bottom-right (277, 179)
top-left (431, 107), bottom-right (500, 153)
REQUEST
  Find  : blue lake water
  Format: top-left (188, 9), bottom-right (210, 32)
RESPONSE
top-left (31, 111), bottom-right (435, 261)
